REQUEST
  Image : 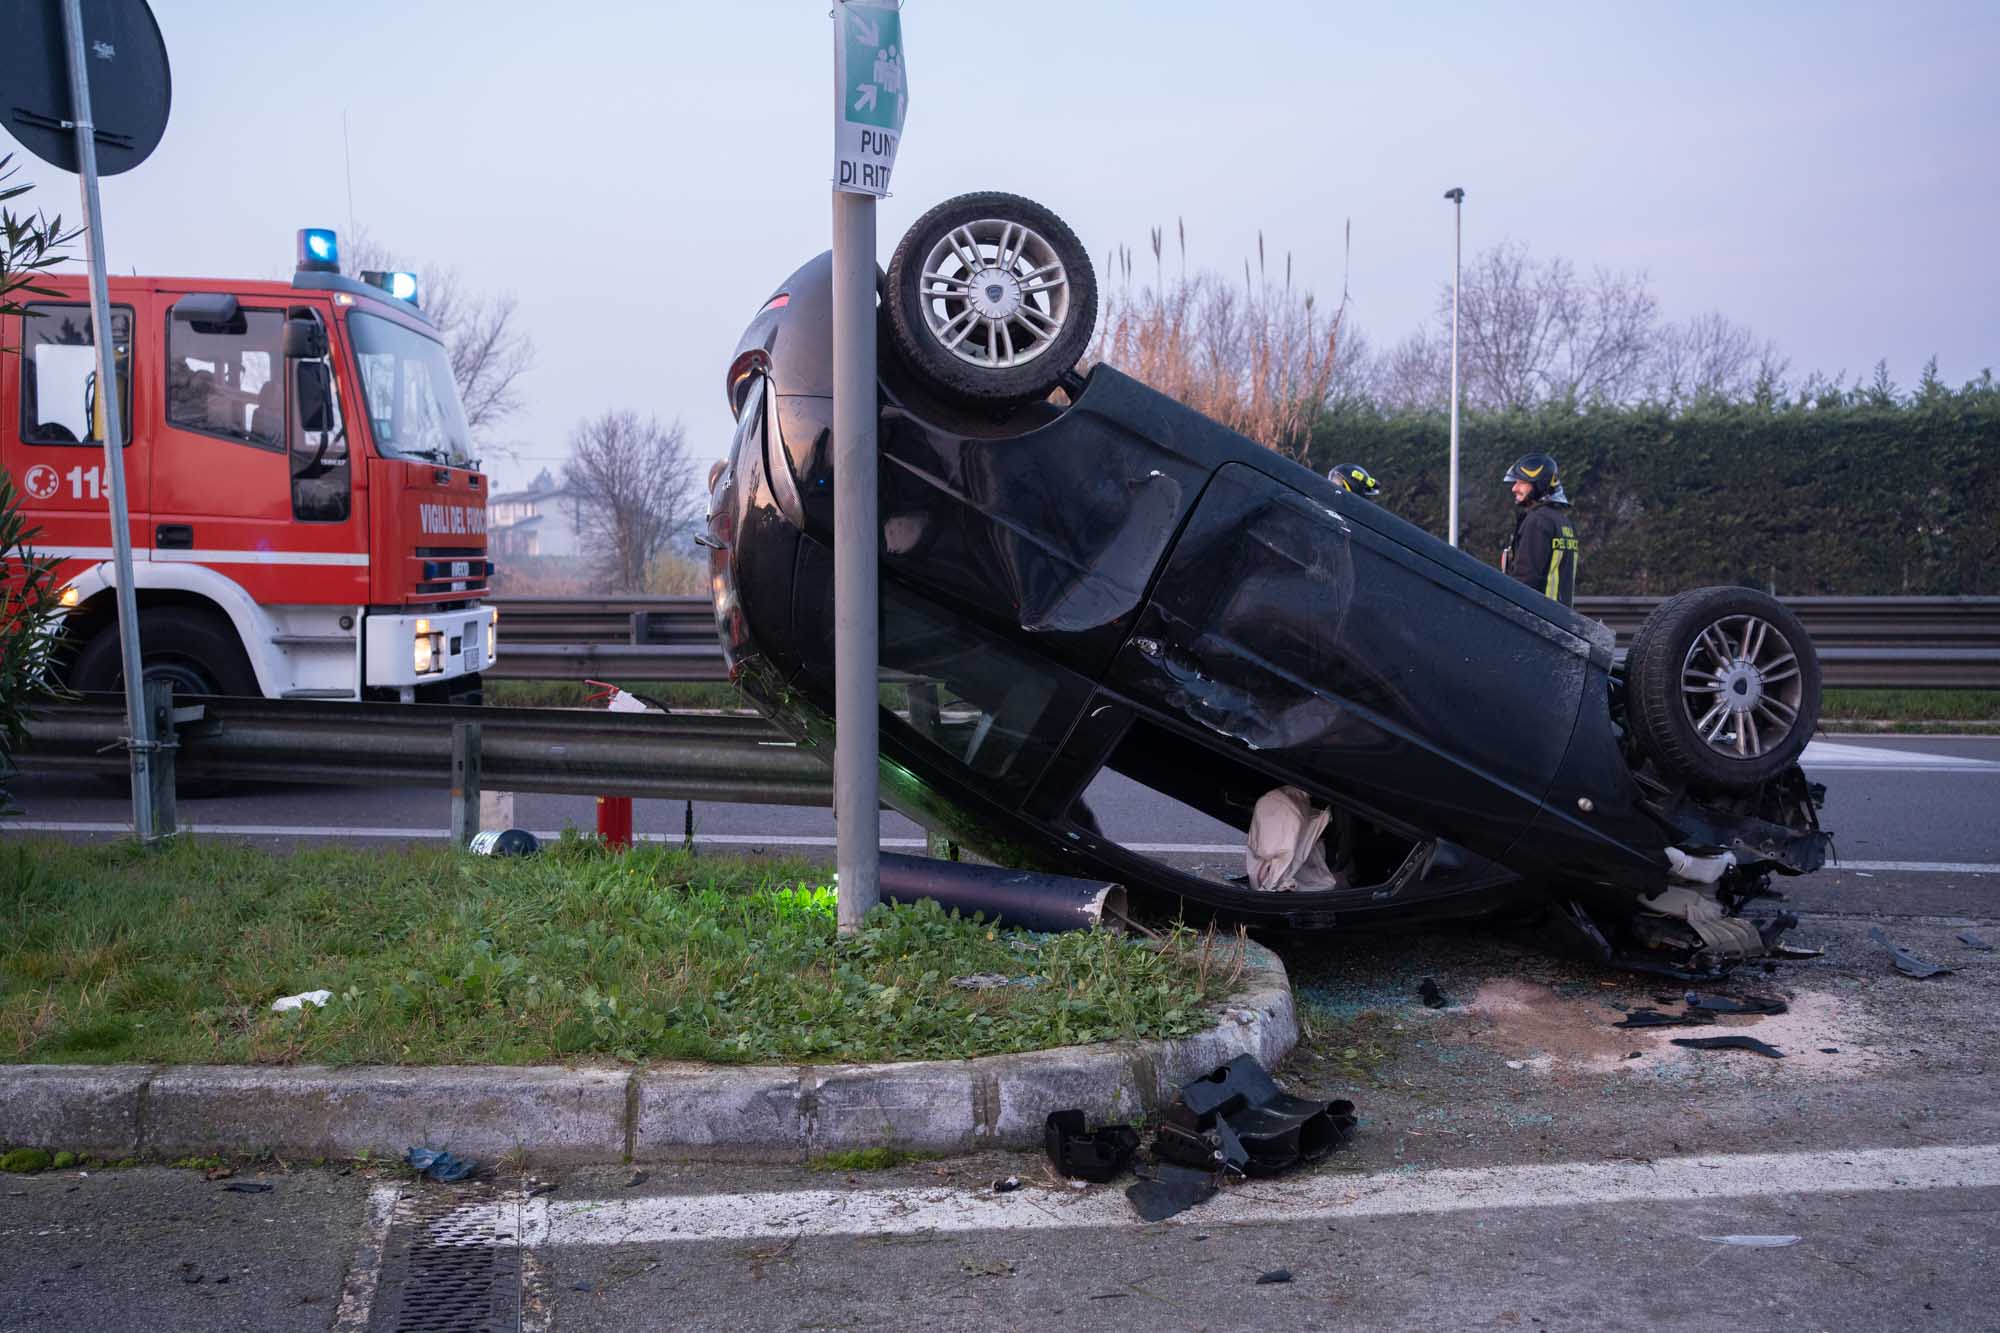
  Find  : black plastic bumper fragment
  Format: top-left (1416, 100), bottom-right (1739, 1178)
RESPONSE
top-left (1162, 1055), bottom-right (1354, 1178)
top-left (1044, 1110), bottom-right (1140, 1183)
top-left (1672, 1035), bottom-right (1785, 1058)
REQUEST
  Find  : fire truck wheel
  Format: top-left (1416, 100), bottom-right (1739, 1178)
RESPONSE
top-left (71, 607), bottom-right (260, 700)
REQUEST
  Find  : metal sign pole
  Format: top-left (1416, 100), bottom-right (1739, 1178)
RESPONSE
top-left (830, 0), bottom-right (904, 933)
top-left (61, 0), bottom-right (156, 838)
top-left (831, 188), bottom-right (880, 934)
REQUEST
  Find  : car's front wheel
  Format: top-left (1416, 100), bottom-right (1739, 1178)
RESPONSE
top-left (884, 191), bottom-right (1097, 405)
top-left (1628, 587), bottom-right (1821, 793)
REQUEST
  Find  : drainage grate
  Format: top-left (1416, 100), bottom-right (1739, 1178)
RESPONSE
top-left (368, 1186), bottom-right (523, 1332)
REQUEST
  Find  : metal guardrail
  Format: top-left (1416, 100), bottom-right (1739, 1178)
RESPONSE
top-left (488, 594), bottom-right (2000, 690)
top-left (26, 695), bottom-right (832, 806)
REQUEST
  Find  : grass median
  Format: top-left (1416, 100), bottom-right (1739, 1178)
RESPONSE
top-left (0, 839), bottom-right (1238, 1068)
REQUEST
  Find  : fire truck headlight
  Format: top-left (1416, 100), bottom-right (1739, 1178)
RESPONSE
top-left (59, 586), bottom-right (80, 608)
top-left (413, 630), bottom-right (443, 675)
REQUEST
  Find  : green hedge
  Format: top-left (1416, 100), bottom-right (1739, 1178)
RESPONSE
top-left (1304, 377), bottom-right (1999, 595)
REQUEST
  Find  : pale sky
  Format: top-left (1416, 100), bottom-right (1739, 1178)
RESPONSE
top-left (10, 1), bottom-right (1997, 494)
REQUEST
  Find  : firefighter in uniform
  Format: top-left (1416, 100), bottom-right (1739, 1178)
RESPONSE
top-left (1327, 462), bottom-right (1382, 501)
top-left (1499, 453), bottom-right (1579, 606)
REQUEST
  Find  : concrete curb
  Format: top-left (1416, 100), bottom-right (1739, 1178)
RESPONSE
top-left (0, 943), bottom-right (1295, 1165)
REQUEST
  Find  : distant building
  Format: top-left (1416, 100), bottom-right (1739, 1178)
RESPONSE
top-left (488, 467), bottom-right (584, 558)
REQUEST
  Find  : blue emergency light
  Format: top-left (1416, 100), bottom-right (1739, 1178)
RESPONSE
top-left (297, 228), bottom-right (339, 273)
top-left (360, 269), bottom-right (422, 308)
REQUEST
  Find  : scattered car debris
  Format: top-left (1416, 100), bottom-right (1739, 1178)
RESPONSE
top-left (1505, 1060), bottom-right (1526, 1070)
top-left (1672, 1035), bottom-right (1785, 1058)
top-left (1615, 1007), bottom-right (1716, 1030)
top-left (220, 1180), bottom-right (272, 1193)
top-left (1044, 1110), bottom-right (1139, 1183)
top-left (1819, 1047), bottom-right (1840, 1054)
top-left (1687, 992), bottom-right (1788, 1016)
top-left (405, 1147), bottom-right (475, 1182)
top-left (1125, 1163), bottom-right (1220, 1222)
top-left (1418, 978), bottom-right (1449, 1009)
top-left (270, 989), bottom-right (331, 1012)
top-left (1957, 930), bottom-right (1994, 952)
top-left (961, 1258), bottom-right (1016, 1278)
top-left (468, 828), bottom-right (539, 857)
top-left (1869, 926), bottom-right (1953, 979)
top-left (1702, 1234), bottom-right (1800, 1247)
top-left (1256, 1268), bottom-right (1295, 1284)
top-left (1124, 1056), bottom-right (1355, 1221)
top-left (624, 1170), bottom-right (648, 1188)
top-left (991, 1176), bottom-right (1021, 1194)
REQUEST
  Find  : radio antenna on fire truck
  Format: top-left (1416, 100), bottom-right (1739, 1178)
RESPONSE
top-left (342, 109), bottom-right (357, 247)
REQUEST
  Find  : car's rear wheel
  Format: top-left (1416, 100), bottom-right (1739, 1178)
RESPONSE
top-left (1628, 587), bottom-right (1820, 793)
top-left (885, 191), bottom-right (1097, 405)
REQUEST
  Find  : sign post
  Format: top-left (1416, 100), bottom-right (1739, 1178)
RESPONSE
top-left (2, 1), bottom-right (173, 840)
top-left (830, 0), bottom-right (906, 934)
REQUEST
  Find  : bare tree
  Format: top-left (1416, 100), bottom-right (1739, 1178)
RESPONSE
top-left (344, 233), bottom-right (535, 458)
top-left (1445, 241), bottom-right (1659, 410)
top-left (1649, 311), bottom-right (1790, 406)
top-left (562, 411), bottom-right (696, 592)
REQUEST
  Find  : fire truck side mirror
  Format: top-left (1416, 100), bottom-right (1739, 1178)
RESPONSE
top-left (294, 361), bottom-right (335, 434)
top-left (283, 318), bottom-right (329, 360)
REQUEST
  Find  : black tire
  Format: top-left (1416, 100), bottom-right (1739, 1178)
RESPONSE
top-left (885, 191), bottom-right (1097, 405)
top-left (71, 606), bottom-right (259, 699)
top-left (1628, 587), bottom-right (1820, 793)
top-left (73, 608), bottom-right (258, 796)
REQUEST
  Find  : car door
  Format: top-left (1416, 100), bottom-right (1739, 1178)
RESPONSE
top-left (1104, 463), bottom-right (1591, 867)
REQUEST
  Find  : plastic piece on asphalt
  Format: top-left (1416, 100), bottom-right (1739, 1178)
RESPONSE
top-left (1125, 1163), bottom-right (1219, 1222)
top-left (405, 1146), bottom-right (476, 1182)
top-left (469, 828), bottom-right (540, 857)
top-left (1820, 1047), bottom-right (1840, 1054)
top-left (1163, 1054), bottom-right (1354, 1179)
top-left (992, 1176), bottom-right (1021, 1194)
top-left (270, 989), bottom-right (332, 1012)
top-left (1044, 1110), bottom-right (1140, 1183)
top-left (1671, 1035), bottom-right (1785, 1058)
top-left (1957, 930), bottom-right (1994, 952)
top-left (1868, 926), bottom-right (1953, 979)
top-left (1702, 1234), bottom-right (1801, 1247)
top-left (1614, 1007), bottom-right (1716, 1030)
top-left (1418, 978), bottom-right (1448, 1009)
top-left (879, 852), bottom-right (1124, 933)
top-left (1505, 1060), bottom-right (1526, 1070)
top-left (221, 1180), bottom-right (273, 1193)
top-left (1686, 992), bottom-right (1788, 1016)
top-left (1256, 1268), bottom-right (1295, 1284)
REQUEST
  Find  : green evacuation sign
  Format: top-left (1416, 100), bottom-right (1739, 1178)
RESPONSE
top-left (833, 0), bottom-right (907, 196)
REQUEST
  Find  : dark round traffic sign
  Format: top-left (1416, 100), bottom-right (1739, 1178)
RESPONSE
top-left (0, 0), bottom-right (171, 176)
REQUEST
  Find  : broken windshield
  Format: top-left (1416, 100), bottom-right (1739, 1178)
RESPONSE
top-left (347, 310), bottom-right (473, 467)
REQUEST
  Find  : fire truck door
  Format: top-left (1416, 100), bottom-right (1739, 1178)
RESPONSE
top-left (152, 294), bottom-right (366, 606)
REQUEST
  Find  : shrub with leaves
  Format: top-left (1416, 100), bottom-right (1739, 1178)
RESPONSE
top-left (2, 154), bottom-right (76, 812)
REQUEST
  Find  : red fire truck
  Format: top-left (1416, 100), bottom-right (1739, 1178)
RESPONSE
top-left (1, 230), bottom-right (494, 703)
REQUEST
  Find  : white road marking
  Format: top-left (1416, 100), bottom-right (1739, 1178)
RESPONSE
top-left (367, 1144), bottom-right (2000, 1250)
top-left (7, 820), bottom-right (1997, 874)
top-left (1802, 739), bottom-right (2000, 772)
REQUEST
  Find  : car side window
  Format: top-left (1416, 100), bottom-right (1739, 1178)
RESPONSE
top-left (18, 304), bottom-right (134, 446)
top-left (167, 306), bottom-right (286, 449)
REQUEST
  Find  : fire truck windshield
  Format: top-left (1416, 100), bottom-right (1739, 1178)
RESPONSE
top-left (347, 310), bottom-right (475, 467)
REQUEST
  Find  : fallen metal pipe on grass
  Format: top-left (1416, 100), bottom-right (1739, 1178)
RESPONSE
top-left (878, 853), bottom-right (1126, 933)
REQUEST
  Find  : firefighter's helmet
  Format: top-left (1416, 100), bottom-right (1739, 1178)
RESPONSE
top-left (1328, 463), bottom-right (1381, 499)
top-left (1503, 453), bottom-right (1560, 500)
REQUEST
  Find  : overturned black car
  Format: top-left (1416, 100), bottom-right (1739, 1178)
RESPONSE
top-left (707, 191), bottom-right (1830, 972)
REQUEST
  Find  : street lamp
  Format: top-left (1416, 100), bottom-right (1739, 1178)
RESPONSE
top-left (1444, 186), bottom-right (1464, 548)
